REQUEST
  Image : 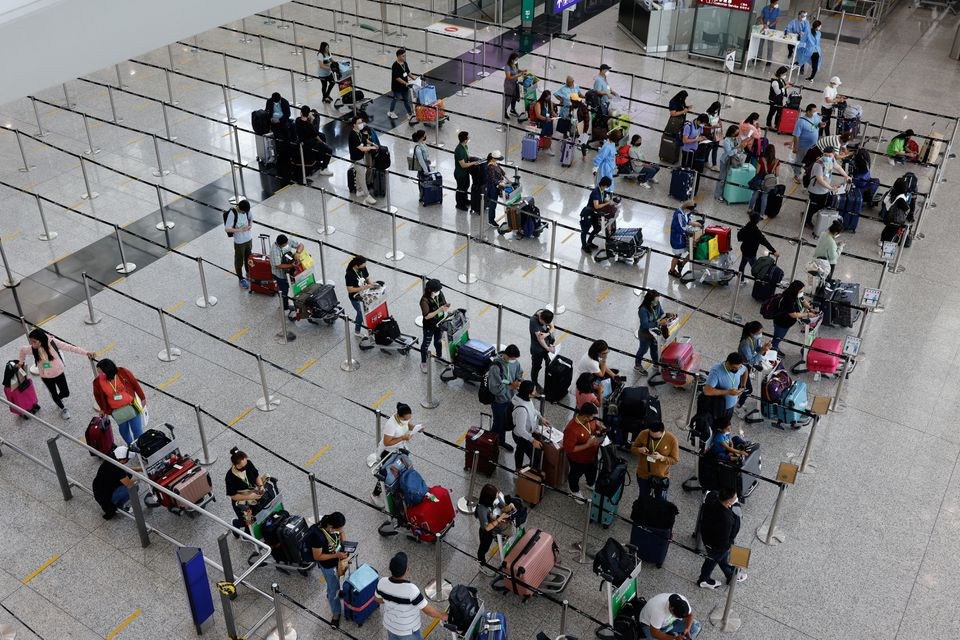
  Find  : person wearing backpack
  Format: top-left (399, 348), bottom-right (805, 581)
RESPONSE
top-left (487, 345), bottom-right (523, 452)
top-left (224, 199), bottom-right (253, 289)
top-left (17, 328), bottom-right (95, 420)
top-left (765, 280), bottom-right (819, 350)
top-left (814, 220), bottom-right (845, 279)
top-left (791, 104), bottom-right (822, 182)
top-left (475, 484), bottom-right (520, 574)
top-left (806, 145), bottom-right (851, 225)
top-left (511, 380), bottom-right (550, 470)
top-left (737, 214), bottom-right (779, 275)
top-left (749, 144), bottom-right (781, 216)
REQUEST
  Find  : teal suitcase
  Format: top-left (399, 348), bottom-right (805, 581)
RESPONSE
top-left (723, 164), bottom-right (756, 204)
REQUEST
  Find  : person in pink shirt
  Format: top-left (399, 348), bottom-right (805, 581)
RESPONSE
top-left (17, 328), bottom-right (95, 420)
top-left (738, 113), bottom-right (763, 160)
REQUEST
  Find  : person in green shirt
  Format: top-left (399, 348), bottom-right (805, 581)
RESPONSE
top-left (813, 220), bottom-right (844, 279)
top-left (886, 129), bottom-right (916, 166)
top-left (454, 131), bottom-right (481, 213)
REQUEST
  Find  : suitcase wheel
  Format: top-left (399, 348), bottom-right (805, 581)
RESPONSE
top-left (299, 568), bottom-right (309, 577)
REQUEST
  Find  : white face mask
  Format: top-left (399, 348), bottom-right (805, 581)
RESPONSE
top-left (797, 293), bottom-right (805, 300)
top-left (358, 123), bottom-right (365, 130)
top-left (494, 492), bottom-right (506, 507)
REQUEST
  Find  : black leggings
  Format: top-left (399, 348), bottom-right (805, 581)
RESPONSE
top-left (766, 102), bottom-right (782, 129)
top-left (807, 53), bottom-right (821, 81)
top-left (478, 527), bottom-right (495, 563)
top-left (42, 373), bottom-right (69, 409)
top-left (321, 78), bottom-right (335, 100)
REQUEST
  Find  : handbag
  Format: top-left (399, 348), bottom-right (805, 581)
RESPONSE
top-left (556, 117), bottom-right (571, 135)
top-left (112, 402), bottom-right (137, 424)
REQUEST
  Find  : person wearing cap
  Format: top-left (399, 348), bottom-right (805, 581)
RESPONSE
top-left (265, 92), bottom-right (292, 138)
top-left (375, 552), bottom-right (448, 640)
top-left (563, 403), bottom-right (602, 500)
top-left (783, 10), bottom-right (809, 60)
top-left (419, 279), bottom-right (450, 374)
top-left (553, 75), bottom-right (582, 120)
top-left (758, 0), bottom-right (781, 64)
top-left (388, 49), bottom-right (417, 120)
top-left (487, 345), bottom-right (524, 452)
top-left (92, 445), bottom-right (140, 520)
top-left (511, 380), bottom-right (550, 470)
top-left (820, 76), bottom-right (846, 136)
top-left (484, 151), bottom-right (508, 229)
top-left (592, 64), bottom-right (618, 115)
top-left (638, 592), bottom-right (701, 640)
top-left (796, 19), bottom-right (822, 83)
top-left (806, 145), bottom-right (851, 225)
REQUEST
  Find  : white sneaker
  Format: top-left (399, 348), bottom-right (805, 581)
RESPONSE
top-left (736, 572), bottom-right (748, 583)
top-left (888, 158), bottom-right (896, 166)
top-left (650, 176), bottom-right (660, 184)
top-left (479, 564), bottom-right (497, 577)
top-left (547, 149), bottom-right (556, 156)
top-left (639, 181), bottom-right (652, 190)
top-left (420, 362), bottom-right (428, 374)
top-left (318, 169), bottom-right (333, 176)
top-left (364, 195), bottom-right (377, 205)
top-left (699, 579), bottom-right (721, 590)
top-left (387, 111), bottom-right (398, 119)
top-left (60, 407), bottom-right (71, 420)
top-left (571, 490), bottom-right (586, 501)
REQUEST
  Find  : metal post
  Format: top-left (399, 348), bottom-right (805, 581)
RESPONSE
top-left (830, 356), bottom-right (850, 411)
top-left (379, 9), bottom-right (387, 54)
top-left (827, 11), bottom-right (845, 81)
top-left (256, 354), bottom-right (280, 411)
top-left (318, 188), bottom-right (335, 235)
top-left (259, 36), bottom-right (268, 69)
top-left (470, 19), bottom-right (480, 54)
top-left (228, 161), bottom-right (241, 206)
top-left (33, 194), bottom-right (57, 241)
top-left (386, 201), bottom-right (404, 261)
top-left (151, 134), bottom-right (169, 178)
top-left (113, 225), bottom-right (135, 273)
top-left (641, 249), bottom-right (652, 290)
top-left (276, 279), bottom-right (294, 345)
top-left (155, 185), bottom-right (175, 232)
top-left (573, 497), bottom-right (592, 563)
top-left (127, 482), bottom-right (151, 548)
top-left (82, 272), bottom-right (101, 324)
top-left (114, 63), bottom-right (125, 88)
top-left (726, 271), bottom-right (743, 322)
top-left (195, 257), bottom-right (218, 308)
top-left (560, 601), bottom-right (569, 637)
top-left (547, 34), bottom-right (556, 71)
top-left (333, 5), bottom-right (343, 42)
top-left (317, 239), bottom-right (332, 285)
top-left (107, 86), bottom-right (122, 123)
top-left (789, 203), bottom-right (808, 281)
top-left (298, 143), bottom-right (309, 185)
top-left (421, 356), bottom-right (440, 409)
top-left (353, 0), bottom-right (361, 27)
top-left (46, 437), bottom-right (73, 501)
top-left (542, 220), bottom-right (558, 269)
top-left (627, 73), bottom-right (637, 114)
top-left (495, 304), bottom-right (504, 351)
top-left (30, 97), bottom-right (44, 137)
top-left (435, 118), bottom-right (444, 149)
top-left (278, 5), bottom-right (291, 28)
top-left (240, 18), bottom-right (253, 43)
top-left (757, 483), bottom-right (787, 545)
top-left (301, 43), bottom-right (312, 81)
top-left (458, 214), bottom-right (477, 284)
top-left (340, 316), bottom-right (360, 371)
top-left (874, 260), bottom-right (887, 312)
top-left (166, 43), bottom-right (178, 70)
top-left (709, 567), bottom-right (742, 631)
top-left (309, 473), bottom-right (321, 524)
top-left (375, 409), bottom-right (383, 449)
top-left (81, 114), bottom-right (100, 155)
top-left (458, 453), bottom-right (480, 513)
top-left (547, 264), bottom-right (565, 315)
top-left (188, 405), bottom-right (218, 466)
top-left (338, 0), bottom-right (348, 23)
top-left (458, 59), bottom-right (468, 97)
top-left (289, 69), bottom-right (298, 108)
top-left (271, 584), bottom-right (292, 640)
top-left (218, 540), bottom-right (239, 639)
top-left (61, 83), bottom-right (74, 108)
top-left (156, 309), bottom-right (181, 362)
top-left (398, 0), bottom-right (407, 37)
top-left (232, 125), bottom-right (244, 166)
top-left (421, 24), bottom-right (432, 63)
top-left (890, 220), bottom-right (909, 274)
top-left (164, 68), bottom-right (178, 106)
top-left (291, 22), bottom-right (302, 55)
top-left (426, 530), bottom-right (452, 602)
top-left (478, 32), bottom-right (489, 77)
top-left (222, 85), bottom-right (236, 125)
top-left (14, 129), bottom-right (34, 172)
top-left (685, 377), bottom-right (701, 426)
top-left (264, 8), bottom-right (276, 24)
top-left (799, 415), bottom-right (820, 472)
top-left (161, 102), bottom-right (177, 141)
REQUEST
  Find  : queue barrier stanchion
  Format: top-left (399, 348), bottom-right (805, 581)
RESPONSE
top-left (161, 102), bottom-right (177, 141)
top-left (309, 473), bottom-right (321, 524)
top-left (425, 528), bottom-right (453, 602)
top-left (268, 584), bottom-right (295, 640)
top-left (725, 270), bottom-right (744, 322)
top-left (81, 272), bottom-right (101, 324)
top-left (789, 202), bottom-right (808, 282)
top-left (14, 129), bottom-right (35, 172)
top-left (542, 219), bottom-right (558, 270)
top-left (291, 22), bottom-right (302, 55)
top-left (560, 600), bottom-right (569, 637)
top-left (114, 63), bottom-right (124, 89)
top-left (157, 308), bottom-right (182, 362)
top-left (638, 249), bottom-right (652, 294)
top-left (30, 97), bottom-right (45, 137)
top-left (873, 102), bottom-right (891, 152)
top-left (386, 185), bottom-right (404, 261)
top-left (545, 264), bottom-right (565, 315)
top-left (571, 496), bottom-right (593, 563)
top-left (239, 18), bottom-right (253, 43)
top-left (340, 316), bottom-right (360, 372)
top-left (375, 409), bottom-right (383, 450)
top-left (318, 187), bottom-right (336, 236)
top-left (152, 133), bottom-right (170, 177)
top-left (46, 436), bottom-right (73, 501)
top-left (228, 160), bottom-right (243, 205)
top-left (683, 376), bottom-right (701, 428)
top-left (79, 157), bottom-right (99, 200)
top-left (256, 354), bottom-right (281, 411)
top-left (337, 0), bottom-right (348, 24)
top-left (113, 225), bottom-right (136, 274)
top-left (166, 43), bottom-right (178, 70)
top-left (708, 547), bottom-right (749, 632)
top-left (458, 59), bottom-right (469, 97)
top-left (275, 281), bottom-right (295, 344)
top-left (792, 397), bottom-right (830, 473)
top-left (223, 83), bottom-right (237, 124)
top-left (164, 68), bottom-right (179, 106)
top-left (278, 4), bottom-right (291, 28)
top-left (61, 83), bottom-right (75, 108)
top-left (194, 404), bottom-right (217, 466)
top-left (127, 481), bottom-right (152, 548)
top-left (415, 275), bottom-right (426, 327)
top-left (316, 239), bottom-right (333, 285)
top-left (756, 463), bottom-right (796, 545)
top-left (495, 304), bottom-right (505, 351)
top-left (155, 185), bottom-right (176, 232)
top-left (196, 257), bottom-right (218, 308)
top-left (458, 213), bottom-right (478, 284)
top-left (421, 355), bottom-right (440, 409)
top-left (258, 36), bottom-right (268, 69)
top-left (0, 236), bottom-right (18, 290)
top-left (300, 41), bottom-right (312, 81)
top-left (289, 69), bottom-right (298, 109)
top-left (34, 194), bottom-right (57, 241)
top-left (298, 143), bottom-right (309, 185)
top-left (830, 355), bottom-right (851, 412)
top-left (890, 222), bottom-right (909, 274)
top-left (457, 452), bottom-right (480, 514)
top-left (107, 85), bottom-right (122, 124)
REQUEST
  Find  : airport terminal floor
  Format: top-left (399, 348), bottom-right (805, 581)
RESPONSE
top-left (1, 0), bottom-right (959, 638)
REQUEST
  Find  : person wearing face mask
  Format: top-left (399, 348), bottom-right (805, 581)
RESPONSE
top-left (592, 64), bottom-right (618, 116)
top-left (419, 279), bottom-right (450, 374)
top-left (309, 511), bottom-right (349, 626)
top-left (635, 290), bottom-right (676, 377)
top-left (475, 483), bottom-right (520, 573)
top-left (626, 134), bottom-right (660, 189)
top-left (631, 422), bottom-right (679, 501)
top-left (792, 104), bottom-right (822, 182)
top-left (17, 327), bottom-right (95, 420)
top-left (529, 308), bottom-right (556, 389)
top-left (806, 145), bottom-right (851, 225)
top-left (348, 116), bottom-right (379, 206)
top-left (594, 131), bottom-right (619, 191)
top-left (758, 0), bottom-right (781, 64)
top-left (703, 353), bottom-right (747, 420)
top-left (563, 403), bottom-right (602, 500)
top-left (487, 345), bottom-right (524, 452)
top-left (503, 52), bottom-right (526, 119)
top-left (735, 322), bottom-right (772, 419)
top-left (511, 380), bottom-right (551, 470)
top-left (225, 448), bottom-right (269, 531)
top-left (770, 280), bottom-right (819, 350)
top-left (553, 76), bottom-right (582, 120)
top-left (454, 131), bottom-right (481, 212)
top-left (814, 220), bottom-right (845, 280)
top-left (669, 201), bottom-right (701, 277)
top-left (582, 175), bottom-right (617, 252)
top-left (796, 21), bottom-right (823, 84)
top-left (345, 255), bottom-right (374, 336)
top-left (371, 403), bottom-right (418, 501)
top-left (270, 234), bottom-right (302, 323)
top-left (737, 214), bottom-right (779, 275)
top-left (697, 486), bottom-right (747, 590)
top-left (784, 11), bottom-right (810, 61)
top-left (484, 151), bottom-right (509, 229)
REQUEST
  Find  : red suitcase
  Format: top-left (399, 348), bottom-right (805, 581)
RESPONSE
top-left (501, 528), bottom-right (559, 597)
top-left (778, 108), bottom-right (799, 135)
top-left (247, 234), bottom-right (277, 296)
top-left (85, 415), bottom-right (115, 456)
top-left (5, 378), bottom-right (39, 417)
top-left (405, 486), bottom-right (455, 542)
top-left (807, 337), bottom-right (841, 375)
top-left (464, 426), bottom-right (500, 476)
top-left (704, 225), bottom-right (732, 254)
top-left (151, 457), bottom-right (198, 509)
top-left (660, 341), bottom-right (700, 387)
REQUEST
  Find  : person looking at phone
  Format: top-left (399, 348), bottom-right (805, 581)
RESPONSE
top-left (634, 290), bottom-right (676, 377)
top-left (310, 511), bottom-right (349, 626)
top-left (703, 353), bottom-right (747, 419)
top-left (225, 448), bottom-right (269, 531)
top-left (631, 422), bottom-right (679, 501)
top-left (563, 403), bottom-right (604, 500)
top-left (475, 483), bottom-right (520, 574)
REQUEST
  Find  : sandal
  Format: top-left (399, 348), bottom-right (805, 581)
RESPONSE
top-left (668, 270), bottom-right (682, 279)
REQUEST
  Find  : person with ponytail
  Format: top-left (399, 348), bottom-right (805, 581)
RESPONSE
top-left (17, 327), bottom-right (94, 419)
top-left (224, 448), bottom-right (268, 530)
top-left (310, 511), bottom-right (349, 626)
top-left (372, 403), bottom-right (420, 501)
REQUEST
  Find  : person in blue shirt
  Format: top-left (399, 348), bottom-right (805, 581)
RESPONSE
top-left (592, 64), bottom-right (618, 115)
top-left (796, 20), bottom-right (823, 82)
top-left (554, 76), bottom-right (582, 120)
top-left (736, 322), bottom-right (772, 417)
top-left (634, 290), bottom-right (677, 376)
top-left (680, 114), bottom-right (708, 169)
top-left (703, 353), bottom-right (747, 418)
top-left (791, 103), bottom-right (822, 180)
top-left (669, 201), bottom-right (701, 277)
top-left (783, 11), bottom-right (810, 61)
top-left (594, 131), bottom-right (618, 190)
top-left (709, 415), bottom-right (748, 462)
top-left (758, 0), bottom-right (782, 65)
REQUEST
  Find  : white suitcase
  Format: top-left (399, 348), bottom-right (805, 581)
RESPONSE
top-left (256, 133), bottom-right (277, 165)
top-left (812, 208), bottom-right (841, 238)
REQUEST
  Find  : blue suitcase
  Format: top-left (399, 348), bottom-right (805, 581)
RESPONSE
top-left (521, 133), bottom-right (539, 161)
top-left (457, 339), bottom-right (496, 368)
top-left (630, 524), bottom-right (671, 568)
top-left (420, 172), bottom-right (443, 205)
top-left (479, 612), bottom-right (508, 640)
top-left (837, 188), bottom-right (863, 232)
top-left (590, 484), bottom-right (623, 528)
top-left (669, 168), bottom-right (696, 201)
top-left (770, 381), bottom-right (809, 428)
top-left (342, 563), bottom-right (380, 625)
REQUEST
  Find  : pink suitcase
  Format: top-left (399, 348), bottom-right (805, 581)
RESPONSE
top-left (5, 379), bottom-right (39, 417)
top-left (807, 337), bottom-right (841, 374)
top-left (500, 528), bottom-right (559, 597)
top-left (660, 341), bottom-right (701, 387)
top-left (171, 466), bottom-right (213, 508)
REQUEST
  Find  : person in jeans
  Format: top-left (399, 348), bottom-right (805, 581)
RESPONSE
top-left (511, 380), bottom-right (550, 470)
top-left (487, 345), bottom-right (523, 452)
top-left (563, 403), bottom-right (601, 500)
top-left (626, 135), bottom-right (660, 189)
top-left (454, 131), bottom-right (481, 212)
top-left (345, 256), bottom-right (374, 336)
top-left (631, 422), bottom-right (679, 501)
top-left (639, 593), bottom-right (702, 640)
top-left (736, 321), bottom-right (771, 418)
top-left (92, 359), bottom-right (146, 445)
top-left (419, 279), bottom-right (449, 374)
top-left (387, 49), bottom-right (417, 120)
top-left (806, 145), bottom-right (851, 225)
top-left (736, 213), bottom-right (778, 274)
top-left (771, 280), bottom-right (819, 350)
top-left (375, 552), bottom-right (448, 640)
top-left (224, 199), bottom-right (253, 288)
top-left (484, 151), bottom-right (508, 228)
top-left (17, 327), bottom-right (95, 419)
top-left (680, 114), bottom-right (708, 169)
top-left (528, 308), bottom-right (555, 389)
top-left (92, 445), bottom-right (139, 520)
top-left (634, 290), bottom-right (674, 376)
top-left (412, 129), bottom-right (431, 201)
top-left (697, 487), bottom-right (748, 590)
top-left (475, 483), bottom-right (520, 575)
top-left (309, 511), bottom-right (349, 626)
top-left (269, 234), bottom-right (300, 322)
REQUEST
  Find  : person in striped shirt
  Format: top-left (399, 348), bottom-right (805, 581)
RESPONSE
top-left (375, 553), bottom-right (448, 640)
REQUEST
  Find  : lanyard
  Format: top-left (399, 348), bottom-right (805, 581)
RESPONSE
top-left (321, 528), bottom-right (341, 552)
top-left (108, 378), bottom-right (123, 395)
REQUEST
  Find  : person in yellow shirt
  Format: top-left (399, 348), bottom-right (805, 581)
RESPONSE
top-left (631, 422), bottom-right (679, 501)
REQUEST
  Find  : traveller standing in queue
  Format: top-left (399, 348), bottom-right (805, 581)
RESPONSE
top-left (454, 131), bottom-right (481, 212)
top-left (503, 52), bottom-right (526, 120)
top-left (697, 487), bottom-right (748, 590)
top-left (92, 359), bottom-right (146, 445)
top-left (270, 234), bottom-right (301, 323)
top-left (563, 403), bottom-right (602, 500)
top-left (702, 353), bottom-right (747, 420)
top-left (348, 115), bottom-right (379, 206)
top-left (17, 327), bottom-right (95, 419)
top-left (631, 422), bottom-right (679, 501)
top-left (345, 255), bottom-right (374, 336)
top-left (475, 483), bottom-right (520, 574)
top-left (484, 151), bottom-right (508, 229)
top-left (224, 199), bottom-right (253, 289)
top-left (528, 308), bottom-right (556, 389)
top-left (419, 279), bottom-right (450, 374)
top-left (770, 280), bottom-right (819, 350)
top-left (309, 511), bottom-right (349, 626)
top-left (487, 345), bottom-right (523, 452)
top-left (512, 380), bottom-right (550, 470)
top-left (592, 64), bottom-right (618, 115)
top-left (375, 552), bottom-right (448, 640)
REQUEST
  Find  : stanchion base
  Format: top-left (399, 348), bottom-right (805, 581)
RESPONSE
top-left (84, 315), bottom-right (102, 325)
top-left (152, 169), bottom-right (171, 177)
top-left (199, 455), bottom-right (218, 467)
top-left (457, 89), bottom-right (469, 97)
top-left (541, 261), bottom-right (558, 270)
top-left (226, 117), bottom-right (238, 124)
top-left (196, 295), bottom-right (218, 308)
top-left (456, 497), bottom-right (476, 514)
top-left (81, 191), bottom-right (100, 200)
top-left (709, 606), bottom-right (742, 632)
top-left (387, 205), bottom-right (398, 214)
top-left (275, 331), bottom-right (297, 344)
top-left (477, 71), bottom-right (491, 78)
top-left (458, 274), bottom-right (478, 284)
top-left (39, 232), bottom-right (58, 241)
top-left (725, 312), bottom-right (743, 323)
top-left (82, 149), bottom-right (101, 156)
top-left (158, 347), bottom-right (182, 362)
top-left (340, 359), bottom-right (360, 372)
top-left (414, 315), bottom-right (424, 327)
top-left (545, 304), bottom-right (566, 315)
top-left (265, 622), bottom-right (298, 640)
top-left (421, 398), bottom-right (440, 409)
top-left (155, 221), bottom-right (175, 231)
top-left (28, 365), bottom-right (39, 376)
top-left (890, 266), bottom-right (905, 274)
top-left (115, 263), bottom-right (136, 274)
top-left (2, 279), bottom-right (20, 288)
top-left (569, 542), bottom-right (593, 564)
top-left (19, 165), bottom-right (36, 172)
top-left (386, 251), bottom-right (405, 261)
top-left (425, 579), bottom-right (453, 602)
top-left (317, 226), bottom-right (336, 236)
top-left (756, 521), bottom-right (786, 545)
top-left (256, 395), bottom-right (280, 411)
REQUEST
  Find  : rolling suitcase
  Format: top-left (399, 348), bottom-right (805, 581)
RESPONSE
top-left (515, 467), bottom-right (545, 505)
top-left (135, 429), bottom-right (172, 459)
top-left (560, 138), bottom-right (575, 167)
top-left (420, 172), bottom-right (443, 205)
top-left (590, 484), bottom-right (622, 528)
top-left (342, 563), bottom-right (380, 625)
top-left (763, 187), bottom-right (784, 217)
top-left (251, 109), bottom-right (271, 135)
top-left (778, 108), bottom-right (799, 134)
top-left (406, 485), bottom-right (455, 541)
top-left (824, 281), bottom-right (860, 328)
top-left (522, 133), bottom-right (539, 161)
top-left (543, 355), bottom-right (573, 402)
top-left (4, 361), bottom-right (39, 417)
top-left (457, 339), bottom-right (496, 368)
top-left (479, 612), bottom-right (507, 640)
top-left (171, 467), bottom-right (213, 508)
top-left (629, 524), bottom-right (671, 568)
top-left (776, 381), bottom-right (810, 427)
top-left (347, 166), bottom-right (358, 194)
top-left (812, 209), bottom-right (842, 238)
top-left (659, 133), bottom-right (680, 164)
top-left (152, 457), bottom-right (200, 509)
top-left (465, 426), bottom-right (500, 475)
top-left (247, 234), bottom-right (277, 296)
top-left (500, 528), bottom-right (558, 597)
top-left (704, 225), bottom-right (731, 253)
top-left (723, 164), bottom-right (756, 204)
top-left (368, 168), bottom-right (387, 197)
top-left (279, 515), bottom-right (309, 564)
top-left (660, 341), bottom-right (697, 386)
top-left (255, 133), bottom-right (277, 165)
top-left (85, 415), bottom-right (115, 455)
top-left (837, 188), bottom-right (863, 232)
top-left (669, 168), bottom-right (696, 201)
top-left (539, 440), bottom-right (569, 489)
top-left (807, 337), bottom-right (841, 375)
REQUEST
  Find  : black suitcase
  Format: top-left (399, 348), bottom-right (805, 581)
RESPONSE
top-left (831, 283), bottom-right (861, 328)
top-left (374, 317), bottom-right (402, 344)
top-left (347, 167), bottom-right (358, 194)
top-left (252, 109), bottom-right (271, 135)
top-left (630, 524), bottom-right (671, 568)
top-left (261, 509), bottom-right (289, 549)
top-left (751, 278), bottom-right (778, 302)
top-left (368, 168), bottom-right (387, 197)
top-left (134, 429), bottom-right (172, 459)
top-left (279, 514), bottom-right (309, 564)
top-left (659, 133), bottom-right (680, 164)
top-left (618, 386), bottom-right (651, 443)
top-left (307, 284), bottom-right (338, 313)
top-left (543, 355), bottom-right (573, 401)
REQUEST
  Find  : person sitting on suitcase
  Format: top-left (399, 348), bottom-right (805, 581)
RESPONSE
top-left (631, 422), bottom-right (679, 501)
top-left (703, 353), bottom-right (747, 420)
top-left (375, 552), bottom-right (448, 640)
top-left (697, 488), bottom-right (748, 590)
top-left (309, 511), bottom-right (349, 627)
top-left (708, 416), bottom-right (749, 464)
top-left (475, 484), bottom-right (520, 575)
top-left (225, 448), bottom-right (270, 531)
top-left (511, 380), bottom-right (551, 470)
top-left (638, 592), bottom-right (702, 640)
top-left (92, 445), bottom-right (140, 520)
top-left (814, 220), bottom-right (845, 280)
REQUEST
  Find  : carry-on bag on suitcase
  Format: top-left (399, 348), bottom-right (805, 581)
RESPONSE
top-left (457, 339), bottom-right (496, 368)
top-left (406, 485), bottom-right (455, 542)
top-left (85, 415), bottom-right (115, 455)
top-left (499, 528), bottom-right (559, 597)
top-left (4, 361), bottom-right (39, 417)
top-left (247, 234), bottom-right (277, 296)
top-left (342, 563), bottom-right (380, 625)
top-left (465, 426), bottom-right (500, 475)
top-left (279, 514), bottom-right (310, 564)
top-left (704, 225), bottom-right (731, 253)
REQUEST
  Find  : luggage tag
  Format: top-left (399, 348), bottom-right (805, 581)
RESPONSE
top-left (113, 394), bottom-right (123, 401)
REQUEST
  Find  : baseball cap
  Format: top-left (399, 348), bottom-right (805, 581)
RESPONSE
top-left (114, 445), bottom-right (129, 460)
top-left (599, 64), bottom-right (612, 71)
top-left (829, 76), bottom-right (842, 85)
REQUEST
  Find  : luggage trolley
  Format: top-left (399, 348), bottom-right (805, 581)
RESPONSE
top-left (332, 61), bottom-right (372, 122)
top-left (409, 83), bottom-right (449, 128)
top-left (499, 195), bottom-right (547, 239)
top-left (593, 204), bottom-right (648, 266)
top-left (444, 596), bottom-right (491, 640)
top-left (373, 451), bottom-right (455, 542)
top-left (490, 528), bottom-right (572, 600)
top-left (292, 274), bottom-right (343, 326)
top-left (438, 310), bottom-right (497, 386)
top-left (357, 282), bottom-right (419, 354)
top-left (131, 424), bottom-right (215, 517)
top-left (244, 483), bottom-right (315, 576)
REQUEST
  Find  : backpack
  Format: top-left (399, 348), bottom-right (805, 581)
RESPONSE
top-left (761, 293), bottom-right (783, 319)
top-left (478, 361), bottom-right (505, 405)
top-left (398, 467), bottom-right (429, 505)
top-left (223, 208), bottom-right (238, 237)
top-left (448, 586), bottom-right (480, 634)
top-left (593, 538), bottom-right (636, 586)
top-left (801, 146), bottom-right (823, 189)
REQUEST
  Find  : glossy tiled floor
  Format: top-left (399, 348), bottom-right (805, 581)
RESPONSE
top-left (0, 2), bottom-right (958, 639)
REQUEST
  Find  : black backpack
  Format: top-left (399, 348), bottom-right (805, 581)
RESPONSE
top-left (448, 585), bottom-right (479, 633)
top-left (374, 317), bottom-right (401, 345)
top-left (613, 596), bottom-right (648, 640)
top-left (593, 537), bottom-right (636, 586)
top-left (478, 361), bottom-right (505, 405)
top-left (223, 208), bottom-right (238, 237)
top-left (595, 446), bottom-right (627, 498)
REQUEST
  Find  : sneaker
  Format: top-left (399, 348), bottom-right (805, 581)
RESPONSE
top-left (364, 195), bottom-right (377, 205)
top-left (735, 572), bottom-right (748, 584)
top-left (650, 176), bottom-right (660, 183)
top-left (699, 579), bottom-right (721, 590)
top-left (479, 564), bottom-right (497, 577)
top-left (60, 407), bottom-right (71, 420)
top-left (571, 490), bottom-right (586, 501)
top-left (370, 491), bottom-right (385, 508)
top-left (318, 169), bottom-right (333, 176)
top-left (420, 362), bottom-right (428, 374)
top-left (387, 111), bottom-right (398, 119)
top-left (547, 149), bottom-right (556, 156)
top-left (488, 221), bottom-right (499, 229)
top-left (634, 365), bottom-right (648, 376)
top-left (354, 328), bottom-right (362, 336)
top-left (239, 278), bottom-right (249, 289)
top-left (639, 181), bottom-right (651, 190)
top-left (888, 158), bottom-right (896, 166)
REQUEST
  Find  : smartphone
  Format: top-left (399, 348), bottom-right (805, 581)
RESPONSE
top-left (342, 541), bottom-right (358, 554)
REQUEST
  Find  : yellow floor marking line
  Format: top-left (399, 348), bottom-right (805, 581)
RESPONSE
top-left (788, 182), bottom-right (799, 196)
top-left (35, 314), bottom-right (57, 327)
top-left (228, 407), bottom-right (253, 427)
top-left (96, 343), bottom-right (116, 356)
top-left (108, 276), bottom-right (125, 287)
top-left (307, 445), bottom-right (331, 466)
top-left (455, 431), bottom-right (468, 445)
top-left (21, 555), bottom-right (59, 584)
top-left (508, 144), bottom-right (519, 153)
top-left (172, 151), bottom-right (191, 162)
top-left (561, 231), bottom-right (575, 244)
top-left (404, 279), bottom-right (422, 293)
top-left (173, 241), bottom-right (189, 251)
top-left (165, 300), bottom-right (185, 313)
top-left (2, 231), bottom-right (20, 241)
top-left (424, 618), bottom-right (442, 639)
top-left (296, 358), bottom-right (318, 375)
top-left (371, 390), bottom-right (394, 409)
top-left (228, 327), bottom-right (249, 342)
top-left (596, 288), bottom-right (611, 302)
top-left (396, 221), bottom-right (406, 230)
top-left (275, 184), bottom-right (291, 194)
top-left (452, 242), bottom-right (468, 255)
top-left (522, 264), bottom-right (538, 278)
top-left (47, 253), bottom-right (72, 267)
top-left (106, 610), bottom-right (141, 640)
top-left (693, 193), bottom-right (705, 204)
top-left (531, 183), bottom-right (546, 196)
top-left (119, 178), bottom-right (136, 188)
top-left (555, 330), bottom-right (570, 344)
top-left (330, 202), bottom-right (346, 212)
top-left (158, 374), bottom-right (181, 390)
top-left (126, 136), bottom-right (145, 145)
top-left (341, 257), bottom-right (352, 266)
top-left (477, 304), bottom-right (492, 317)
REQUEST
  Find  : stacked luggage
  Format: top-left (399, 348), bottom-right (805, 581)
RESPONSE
top-left (500, 196), bottom-right (546, 238)
top-left (657, 338), bottom-right (702, 388)
top-left (294, 283), bottom-right (342, 325)
top-left (591, 445), bottom-right (628, 528)
top-left (630, 494), bottom-right (679, 568)
top-left (593, 537), bottom-right (638, 586)
top-left (444, 337), bottom-right (496, 385)
top-left (604, 386), bottom-right (661, 446)
top-left (260, 509), bottom-right (315, 572)
top-left (683, 227), bottom-right (734, 286)
top-left (659, 116), bottom-right (683, 164)
top-left (760, 365), bottom-right (811, 430)
top-left (750, 255), bottom-right (783, 302)
top-left (595, 225), bottom-right (645, 265)
top-left (375, 452), bottom-right (455, 542)
top-left (134, 425), bottom-right (215, 516)
top-left (492, 528), bottom-right (572, 600)
top-left (836, 103), bottom-right (862, 138)
top-left (3, 360), bottom-right (39, 418)
top-left (696, 437), bottom-right (761, 503)
top-left (815, 279), bottom-right (862, 328)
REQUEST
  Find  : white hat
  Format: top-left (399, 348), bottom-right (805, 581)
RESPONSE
top-left (829, 76), bottom-right (842, 85)
top-left (114, 445), bottom-right (129, 460)
top-left (489, 150), bottom-right (503, 160)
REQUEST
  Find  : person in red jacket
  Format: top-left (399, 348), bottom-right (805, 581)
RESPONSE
top-left (92, 359), bottom-right (147, 445)
top-left (563, 403), bottom-right (603, 500)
